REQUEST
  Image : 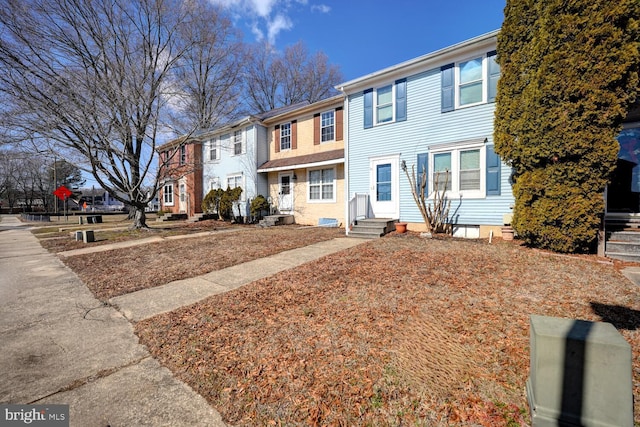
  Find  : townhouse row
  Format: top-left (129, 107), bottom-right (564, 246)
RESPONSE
top-left (157, 29), bottom-right (640, 238)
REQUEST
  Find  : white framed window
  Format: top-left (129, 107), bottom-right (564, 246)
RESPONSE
top-left (458, 57), bottom-right (483, 106)
top-left (179, 145), bottom-right (187, 165)
top-left (163, 183), bottom-right (174, 206)
top-left (429, 141), bottom-right (486, 198)
top-left (179, 183), bottom-right (186, 202)
top-left (209, 178), bottom-right (220, 191)
top-left (321, 110), bottom-right (335, 142)
top-left (227, 174), bottom-right (245, 201)
top-left (308, 167), bottom-right (336, 202)
top-left (375, 84), bottom-right (394, 124)
top-left (452, 52), bottom-right (500, 109)
top-left (208, 138), bottom-right (219, 161)
top-left (280, 122), bottom-right (291, 150)
top-left (233, 130), bottom-right (243, 155)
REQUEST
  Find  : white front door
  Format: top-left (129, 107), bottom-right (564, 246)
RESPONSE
top-left (278, 172), bottom-right (294, 213)
top-left (370, 156), bottom-right (400, 219)
top-left (179, 179), bottom-right (187, 213)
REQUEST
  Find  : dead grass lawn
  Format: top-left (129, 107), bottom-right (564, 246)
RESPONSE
top-left (61, 225), bottom-right (344, 300)
top-left (134, 234), bottom-right (640, 426)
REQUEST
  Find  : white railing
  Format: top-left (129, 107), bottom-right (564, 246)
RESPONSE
top-left (348, 193), bottom-right (370, 230)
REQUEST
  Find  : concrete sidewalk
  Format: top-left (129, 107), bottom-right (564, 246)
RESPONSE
top-left (0, 215), bottom-right (365, 427)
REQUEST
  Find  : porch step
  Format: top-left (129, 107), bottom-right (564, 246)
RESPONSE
top-left (258, 215), bottom-right (295, 228)
top-left (186, 213), bottom-right (218, 223)
top-left (349, 218), bottom-right (397, 239)
top-left (155, 213), bottom-right (188, 222)
top-left (605, 216), bottom-right (640, 261)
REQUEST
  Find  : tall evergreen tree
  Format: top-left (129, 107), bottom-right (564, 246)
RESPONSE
top-left (495, 0), bottom-right (640, 252)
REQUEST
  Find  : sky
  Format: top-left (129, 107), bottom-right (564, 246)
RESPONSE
top-left (84, 0), bottom-right (508, 188)
top-left (211, 0), bottom-right (507, 82)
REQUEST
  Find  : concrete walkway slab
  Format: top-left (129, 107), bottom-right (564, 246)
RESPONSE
top-left (38, 357), bottom-right (226, 427)
top-left (110, 237), bottom-right (366, 322)
top-left (0, 216), bottom-right (228, 427)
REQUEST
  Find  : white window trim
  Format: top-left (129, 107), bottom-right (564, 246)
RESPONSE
top-left (208, 177), bottom-right (220, 191)
top-left (454, 53), bottom-right (491, 109)
top-left (429, 140), bottom-right (486, 199)
top-left (208, 138), bottom-right (220, 162)
top-left (179, 145), bottom-right (187, 165)
top-left (280, 122), bottom-right (292, 151)
top-left (320, 110), bottom-right (335, 143)
top-left (232, 129), bottom-right (244, 156)
top-left (307, 166), bottom-right (337, 203)
top-left (226, 173), bottom-right (245, 202)
top-left (374, 83), bottom-right (396, 126)
top-left (163, 183), bottom-right (174, 206)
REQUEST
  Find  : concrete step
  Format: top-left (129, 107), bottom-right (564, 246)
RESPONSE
top-left (604, 251), bottom-right (640, 262)
top-left (607, 230), bottom-right (640, 243)
top-left (348, 218), bottom-right (397, 238)
top-left (606, 241), bottom-right (640, 255)
top-left (259, 215), bottom-right (294, 227)
top-left (347, 229), bottom-right (384, 239)
top-left (186, 213), bottom-right (218, 223)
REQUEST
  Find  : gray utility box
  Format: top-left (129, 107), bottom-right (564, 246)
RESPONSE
top-left (527, 315), bottom-right (633, 427)
top-left (82, 230), bottom-right (95, 243)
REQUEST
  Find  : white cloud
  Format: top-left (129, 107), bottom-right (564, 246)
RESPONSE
top-left (311, 4), bottom-right (330, 13)
top-left (267, 14), bottom-right (293, 44)
top-left (250, 0), bottom-right (278, 18)
top-left (209, 0), bottom-right (321, 44)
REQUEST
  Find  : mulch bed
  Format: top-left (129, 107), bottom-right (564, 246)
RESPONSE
top-left (133, 234), bottom-right (640, 426)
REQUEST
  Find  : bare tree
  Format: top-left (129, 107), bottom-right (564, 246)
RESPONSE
top-left (0, 149), bottom-right (83, 212)
top-left (171, 1), bottom-right (246, 131)
top-left (244, 42), bottom-right (283, 113)
top-left (244, 41), bottom-right (343, 113)
top-left (0, 0), bottom-right (242, 228)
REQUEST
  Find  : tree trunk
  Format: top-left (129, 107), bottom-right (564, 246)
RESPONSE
top-left (130, 206), bottom-right (148, 229)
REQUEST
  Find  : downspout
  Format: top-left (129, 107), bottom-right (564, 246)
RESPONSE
top-left (338, 86), bottom-right (350, 236)
top-left (246, 115), bottom-right (262, 213)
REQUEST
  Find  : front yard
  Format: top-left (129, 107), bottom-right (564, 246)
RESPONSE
top-left (44, 221), bottom-right (639, 425)
top-left (128, 234), bottom-right (638, 426)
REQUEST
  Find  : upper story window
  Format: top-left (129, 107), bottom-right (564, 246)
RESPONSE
top-left (376, 85), bottom-right (393, 123)
top-left (280, 122), bottom-right (291, 151)
top-left (179, 145), bottom-right (186, 165)
top-left (363, 79), bottom-right (406, 128)
top-left (459, 58), bottom-right (483, 106)
top-left (233, 130), bottom-right (243, 155)
top-left (441, 51), bottom-right (500, 112)
top-left (208, 138), bottom-right (219, 161)
top-left (321, 111), bottom-right (335, 142)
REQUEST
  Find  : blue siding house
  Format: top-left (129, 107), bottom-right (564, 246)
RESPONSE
top-left (338, 30), bottom-right (514, 238)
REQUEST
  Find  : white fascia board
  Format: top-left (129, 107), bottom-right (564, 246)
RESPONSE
top-left (336, 30), bottom-right (500, 94)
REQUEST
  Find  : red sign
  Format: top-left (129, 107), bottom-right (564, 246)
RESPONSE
top-left (53, 185), bottom-right (72, 201)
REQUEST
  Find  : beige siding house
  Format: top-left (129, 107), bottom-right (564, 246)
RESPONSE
top-left (258, 95), bottom-right (345, 227)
